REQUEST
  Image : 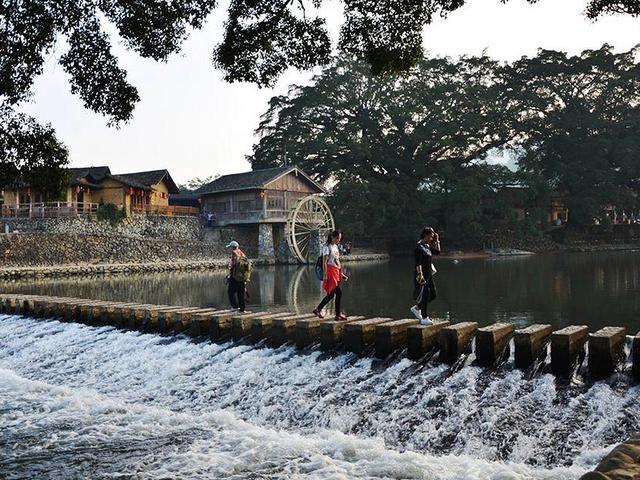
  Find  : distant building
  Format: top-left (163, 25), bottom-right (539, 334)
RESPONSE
top-left (197, 166), bottom-right (332, 261)
top-left (1, 166), bottom-right (181, 216)
top-left (197, 165), bottom-right (326, 226)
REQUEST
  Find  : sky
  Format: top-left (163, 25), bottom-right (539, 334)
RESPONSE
top-left (17, 0), bottom-right (640, 184)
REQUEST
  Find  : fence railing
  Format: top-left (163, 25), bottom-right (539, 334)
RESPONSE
top-left (1, 202), bottom-right (100, 218)
top-left (209, 209), bottom-right (290, 224)
top-left (130, 204), bottom-right (200, 216)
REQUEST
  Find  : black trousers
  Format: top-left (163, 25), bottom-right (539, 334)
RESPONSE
top-left (414, 277), bottom-right (437, 318)
top-left (228, 278), bottom-right (246, 311)
top-left (317, 285), bottom-right (342, 314)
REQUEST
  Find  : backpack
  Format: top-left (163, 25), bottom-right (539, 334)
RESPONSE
top-left (314, 255), bottom-right (324, 281)
top-left (233, 255), bottom-right (253, 282)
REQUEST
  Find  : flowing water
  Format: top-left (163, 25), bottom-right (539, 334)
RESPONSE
top-left (1, 314), bottom-right (639, 479)
top-left (2, 251), bottom-right (640, 478)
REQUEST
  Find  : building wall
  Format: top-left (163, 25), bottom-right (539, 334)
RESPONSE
top-left (202, 190), bottom-right (262, 214)
top-left (267, 171), bottom-right (319, 193)
top-left (96, 178), bottom-right (126, 206)
top-left (150, 180), bottom-right (170, 206)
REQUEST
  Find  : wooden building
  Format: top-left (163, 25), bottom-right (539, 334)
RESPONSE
top-left (1, 167), bottom-right (181, 217)
top-left (197, 166), bottom-right (330, 261)
top-left (197, 166), bottom-right (326, 226)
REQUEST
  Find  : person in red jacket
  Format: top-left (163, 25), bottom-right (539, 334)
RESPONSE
top-left (313, 230), bottom-right (349, 320)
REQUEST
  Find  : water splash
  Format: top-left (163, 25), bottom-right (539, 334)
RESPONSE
top-left (0, 315), bottom-right (635, 479)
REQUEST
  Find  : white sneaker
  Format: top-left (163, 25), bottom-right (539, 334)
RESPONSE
top-left (420, 317), bottom-right (433, 325)
top-left (410, 306), bottom-right (422, 321)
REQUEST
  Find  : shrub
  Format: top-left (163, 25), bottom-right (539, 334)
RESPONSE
top-left (97, 203), bottom-right (124, 226)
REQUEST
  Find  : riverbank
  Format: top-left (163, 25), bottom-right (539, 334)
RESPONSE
top-left (0, 252), bottom-right (390, 280)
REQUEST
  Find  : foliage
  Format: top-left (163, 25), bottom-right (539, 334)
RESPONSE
top-left (251, 55), bottom-right (520, 243)
top-left (97, 202), bottom-right (124, 226)
top-left (177, 175), bottom-right (219, 192)
top-left (251, 46), bottom-right (640, 244)
top-left (510, 45), bottom-right (640, 225)
top-left (252, 56), bottom-right (517, 185)
top-left (1, 0), bottom-right (636, 197)
top-left (0, 105), bottom-right (69, 198)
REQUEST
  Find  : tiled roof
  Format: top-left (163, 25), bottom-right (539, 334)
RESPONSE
top-left (69, 166), bottom-right (111, 187)
top-left (109, 170), bottom-right (180, 193)
top-left (196, 166), bottom-right (324, 195)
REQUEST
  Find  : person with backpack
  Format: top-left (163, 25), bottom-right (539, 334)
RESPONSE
top-left (313, 230), bottom-right (348, 320)
top-left (411, 227), bottom-right (441, 325)
top-left (226, 240), bottom-right (252, 312)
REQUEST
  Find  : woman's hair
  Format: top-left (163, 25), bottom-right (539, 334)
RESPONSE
top-left (326, 229), bottom-right (341, 244)
top-left (420, 226), bottom-right (435, 239)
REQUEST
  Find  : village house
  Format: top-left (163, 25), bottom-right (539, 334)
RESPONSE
top-left (196, 165), bottom-right (326, 225)
top-left (196, 166), bottom-right (328, 260)
top-left (1, 166), bottom-right (181, 217)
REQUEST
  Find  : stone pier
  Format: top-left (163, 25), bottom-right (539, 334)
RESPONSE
top-left (2, 293), bottom-right (638, 387)
top-left (406, 321), bottom-right (451, 360)
top-left (588, 327), bottom-right (627, 379)
top-left (209, 310), bottom-right (253, 340)
top-left (439, 322), bottom-right (478, 364)
top-left (551, 325), bottom-right (589, 376)
top-left (271, 314), bottom-right (317, 346)
top-left (295, 317), bottom-right (325, 348)
top-left (319, 316), bottom-right (366, 350)
top-left (233, 312), bottom-right (291, 341)
top-left (514, 324), bottom-right (553, 369)
top-left (475, 323), bottom-right (514, 367)
top-left (258, 223), bottom-right (275, 259)
top-left (374, 319), bottom-right (419, 358)
top-left (344, 318), bottom-right (394, 354)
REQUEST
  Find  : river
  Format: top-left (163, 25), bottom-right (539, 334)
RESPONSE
top-left (1, 251), bottom-right (639, 479)
top-left (3, 251), bottom-right (640, 329)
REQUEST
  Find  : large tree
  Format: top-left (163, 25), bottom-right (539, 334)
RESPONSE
top-left (250, 45), bottom-right (640, 241)
top-left (249, 55), bottom-right (523, 240)
top-left (0, 0), bottom-right (636, 194)
top-left (510, 45), bottom-right (640, 225)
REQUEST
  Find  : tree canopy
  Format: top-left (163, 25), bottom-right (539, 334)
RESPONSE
top-left (249, 45), bottom-right (640, 243)
top-left (0, 0), bottom-right (637, 195)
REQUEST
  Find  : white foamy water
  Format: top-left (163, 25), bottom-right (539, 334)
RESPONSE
top-left (0, 314), bottom-right (635, 479)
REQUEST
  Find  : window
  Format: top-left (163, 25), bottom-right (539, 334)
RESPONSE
top-left (268, 197), bottom-right (283, 209)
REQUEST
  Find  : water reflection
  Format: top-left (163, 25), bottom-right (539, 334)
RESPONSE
top-left (3, 251), bottom-right (640, 330)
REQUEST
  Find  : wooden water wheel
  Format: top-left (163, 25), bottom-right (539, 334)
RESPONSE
top-left (285, 195), bottom-right (335, 263)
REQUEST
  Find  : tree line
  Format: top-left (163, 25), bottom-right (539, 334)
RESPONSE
top-left (250, 45), bottom-right (640, 246)
top-left (1, 0), bottom-right (637, 195)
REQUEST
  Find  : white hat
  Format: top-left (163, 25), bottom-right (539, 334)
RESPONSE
top-left (226, 240), bottom-right (239, 249)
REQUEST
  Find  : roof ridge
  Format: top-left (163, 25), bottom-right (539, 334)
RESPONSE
top-left (113, 169), bottom-right (168, 176)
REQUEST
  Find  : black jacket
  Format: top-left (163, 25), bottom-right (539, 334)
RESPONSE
top-left (414, 242), bottom-right (440, 279)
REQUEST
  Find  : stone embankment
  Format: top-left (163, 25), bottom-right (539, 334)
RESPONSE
top-left (0, 241), bottom-right (388, 279)
top-left (1, 215), bottom-right (203, 241)
top-left (0, 233), bottom-right (225, 267)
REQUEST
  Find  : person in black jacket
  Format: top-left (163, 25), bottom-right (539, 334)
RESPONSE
top-left (411, 227), bottom-right (441, 325)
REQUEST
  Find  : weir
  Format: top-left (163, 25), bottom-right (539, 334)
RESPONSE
top-left (1, 293), bottom-right (638, 381)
